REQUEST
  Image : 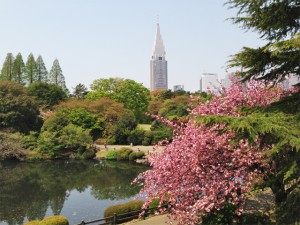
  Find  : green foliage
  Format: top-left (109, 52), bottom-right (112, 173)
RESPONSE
top-left (276, 188), bottom-right (300, 225)
top-left (151, 127), bottom-right (172, 144)
top-left (22, 131), bottom-right (39, 150)
top-left (0, 53), bottom-right (14, 81)
top-left (25, 53), bottom-right (37, 84)
top-left (106, 150), bottom-right (117, 160)
top-left (37, 108), bottom-right (94, 157)
top-left (142, 131), bottom-right (153, 146)
top-left (0, 132), bottom-right (26, 160)
top-left (49, 59), bottom-right (68, 94)
top-left (116, 147), bottom-right (133, 161)
top-left (104, 200), bottom-right (144, 220)
top-left (35, 55), bottom-right (48, 82)
top-left (226, 0), bottom-right (300, 83)
top-left (24, 221), bottom-right (40, 225)
top-left (0, 81), bottom-right (41, 133)
top-left (12, 53), bottom-right (25, 84)
top-left (39, 216), bottom-right (69, 225)
top-left (202, 202), bottom-right (237, 225)
top-left (27, 82), bottom-right (67, 108)
top-left (81, 149), bottom-right (95, 159)
top-left (237, 213), bottom-right (273, 225)
top-left (127, 128), bottom-right (145, 145)
top-left (196, 93), bottom-right (300, 223)
top-left (129, 151), bottom-right (145, 161)
top-left (86, 78), bottom-right (150, 122)
top-left (72, 83), bottom-right (87, 99)
top-left (57, 123), bottom-right (92, 151)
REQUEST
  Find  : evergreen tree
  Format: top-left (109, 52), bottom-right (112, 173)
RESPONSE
top-left (36, 55), bottom-right (48, 82)
top-left (12, 53), bottom-right (25, 84)
top-left (24, 53), bottom-right (37, 84)
top-left (49, 59), bottom-right (68, 93)
top-left (72, 83), bottom-right (88, 99)
top-left (0, 53), bottom-right (14, 81)
top-left (226, 0), bottom-right (300, 83)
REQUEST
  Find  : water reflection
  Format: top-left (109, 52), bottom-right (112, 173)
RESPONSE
top-left (0, 160), bottom-right (149, 225)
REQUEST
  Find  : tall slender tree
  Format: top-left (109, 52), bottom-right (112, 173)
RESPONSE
top-left (49, 59), bottom-right (68, 94)
top-left (24, 53), bottom-right (37, 84)
top-left (0, 53), bottom-right (14, 81)
top-left (36, 55), bottom-right (48, 82)
top-left (12, 53), bottom-right (25, 84)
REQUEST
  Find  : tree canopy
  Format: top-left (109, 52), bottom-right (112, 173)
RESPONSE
top-left (226, 0), bottom-right (300, 83)
top-left (0, 81), bottom-right (41, 133)
top-left (0, 53), bottom-right (14, 81)
top-left (136, 79), bottom-right (299, 225)
top-left (86, 78), bottom-right (150, 121)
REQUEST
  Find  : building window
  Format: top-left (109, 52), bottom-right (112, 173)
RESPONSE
top-left (158, 57), bottom-right (162, 60)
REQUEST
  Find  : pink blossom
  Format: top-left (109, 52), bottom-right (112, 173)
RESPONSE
top-left (135, 78), bottom-right (294, 225)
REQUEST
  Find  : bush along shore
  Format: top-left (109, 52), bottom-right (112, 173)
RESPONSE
top-left (95, 146), bottom-right (147, 164)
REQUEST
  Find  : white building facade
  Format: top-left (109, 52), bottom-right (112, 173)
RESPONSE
top-left (150, 23), bottom-right (168, 91)
top-left (173, 85), bottom-right (184, 91)
top-left (200, 73), bottom-right (220, 93)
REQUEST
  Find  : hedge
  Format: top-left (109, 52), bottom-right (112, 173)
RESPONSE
top-left (104, 200), bottom-right (145, 222)
top-left (24, 216), bottom-right (69, 225)
top-left (129, 151), bottom-right (145, 161)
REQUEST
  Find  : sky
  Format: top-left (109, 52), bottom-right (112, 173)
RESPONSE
top-left (0, 0), bottom-right (265, 92)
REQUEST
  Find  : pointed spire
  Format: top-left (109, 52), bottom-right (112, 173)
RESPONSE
top-left (152, 22), bottom-right (166, 58)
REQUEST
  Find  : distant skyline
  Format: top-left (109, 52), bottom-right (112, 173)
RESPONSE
top-left (0, 0), bottom-right (265, 92)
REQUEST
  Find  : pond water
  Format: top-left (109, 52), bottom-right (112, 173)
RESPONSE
top-left (0, 160), bottom-right (150, 225)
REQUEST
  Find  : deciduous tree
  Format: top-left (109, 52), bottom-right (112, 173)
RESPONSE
top-left (0, 81), bottom-right (41, 133)
top-left (136, 79), bottom-right (296, 225)
top-left (86, 78), bottom-right (149, 121)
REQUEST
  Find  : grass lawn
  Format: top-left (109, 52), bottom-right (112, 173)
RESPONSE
top-left (137, 124), bottom-right (151, 131)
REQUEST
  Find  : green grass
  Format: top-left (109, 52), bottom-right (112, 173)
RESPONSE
top-left (95, 150), bottom-right (108, 159)
top-left (137, 124), bottom-right (151, 131)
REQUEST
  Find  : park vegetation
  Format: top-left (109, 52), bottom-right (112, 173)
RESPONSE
top-left (134, 0), bottom-right (300, 224)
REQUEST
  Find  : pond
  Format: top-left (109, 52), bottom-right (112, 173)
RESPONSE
top-left (0, 160), bottom-right (150, 225)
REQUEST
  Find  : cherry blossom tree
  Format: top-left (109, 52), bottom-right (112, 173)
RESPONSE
top-left (135, 78), bottom-right (294, 224)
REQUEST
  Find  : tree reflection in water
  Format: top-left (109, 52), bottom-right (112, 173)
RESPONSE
top-left (0, 160), bottom-right (149, 225)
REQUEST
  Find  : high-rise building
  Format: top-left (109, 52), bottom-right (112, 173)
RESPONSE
top-left (150, 23), bottom-right (168, 91)
top-left (200, 73), bottom-right (220, 93)
top-left (173, 85), bottom-right (184, 91)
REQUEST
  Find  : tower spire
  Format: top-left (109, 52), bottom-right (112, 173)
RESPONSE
top-left (152, 21), bottom-right (165, 58)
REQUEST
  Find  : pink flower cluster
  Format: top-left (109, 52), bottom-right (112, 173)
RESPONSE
top-left (135, 78), bottom-right (293, 225)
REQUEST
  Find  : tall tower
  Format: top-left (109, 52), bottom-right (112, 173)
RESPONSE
top-left (150, 23), bottom-right (168, 91)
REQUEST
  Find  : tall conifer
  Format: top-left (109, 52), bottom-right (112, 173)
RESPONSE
top-left (0, 53), bottom-right (14, 81)
top-left (24, 53), bottom-right (37, 84)
top-left (36, 55), bottom-right (48, 82)
top-left (12, 53), bottom-right (25, 84)
top-left (49, 59), bottom-right (68, 93)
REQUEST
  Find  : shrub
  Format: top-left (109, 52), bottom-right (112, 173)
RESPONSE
top-left (106, 150), bottom-right (117, 160)
top-left (24, 221), bottom-right (40, 225)
top-left (127, 129), bottom-right (145, 145)
top-left (81, 149), bottom-right (95, 159)
top-left (104, 200), bottom-right (144, 223)
top-left (142, 131), bottom-right (153, 146)
top-left (0, 132), bottom-right (27, 160)
top-left (116, 147), bottom-right (133, 161)
top-left (202, 202), bottom-right (237, 225)
top-left (237, 213), bottom-right (272, 225)
top-left (39, 216), bottom-right (69, 225)
top-left (129, 151), bottom-right (145, 161)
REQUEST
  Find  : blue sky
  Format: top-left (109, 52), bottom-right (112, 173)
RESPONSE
top-left (0, 0), bottom-right (264, 92)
